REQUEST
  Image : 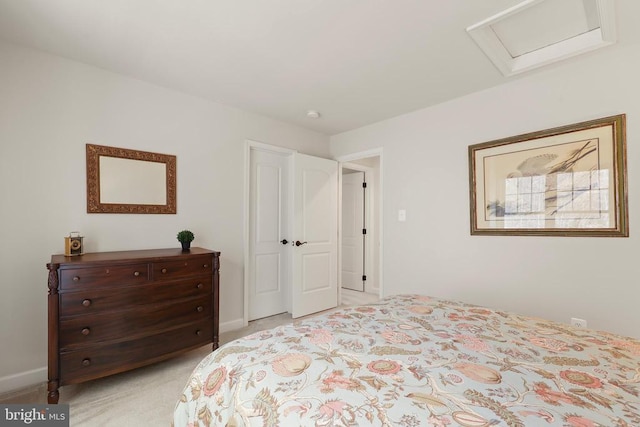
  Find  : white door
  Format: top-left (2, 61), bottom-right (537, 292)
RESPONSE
top-left (248, 149), bottom-right (290, 320)
top-left (291, 153), bottom-right (338, 318)
top-left (341, 172), bottom-right (365, 291)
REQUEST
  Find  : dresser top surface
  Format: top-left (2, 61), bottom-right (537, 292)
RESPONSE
top-left (50, 247), bottom-right (219, 266)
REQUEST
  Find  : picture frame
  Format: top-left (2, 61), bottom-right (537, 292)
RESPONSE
top-left (86, 144), bottom-right (177, 214)
top-left (468, 114), bottom-right (628, 237)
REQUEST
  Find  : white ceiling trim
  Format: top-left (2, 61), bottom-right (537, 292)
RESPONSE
top-left (467, 0), bottom-right (617, 76)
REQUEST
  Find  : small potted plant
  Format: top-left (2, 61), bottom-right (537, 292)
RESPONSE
top-left (177, 230), bottom-right (195, 251)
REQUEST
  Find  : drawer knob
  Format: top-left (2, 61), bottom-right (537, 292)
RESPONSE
top-left (196, 306), bottom-right (204, 312)
top-left (81, 328), bottom-right (91, 336)
top-left (195, 330), bottom-right (202, 336)
top-left (197, 283), bottom-right (203, 290)
top-left (73, 276), bottom-right (80, 282)
top-left (82, 358), bottom-right (91, 367)
top-left (134, 271), bottom-right (140, 277)
top-left (161, 268), bottom-right (167, 274)
top-left (82, 299), bottom-right (92, 307)
top-left (203, 264), bottom-right (209, 268)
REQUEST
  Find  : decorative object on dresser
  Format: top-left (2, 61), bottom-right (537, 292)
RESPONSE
top-left (46, 247), bottom-right (220, 404)
top-left (176, 230), bottom-right (195, 251)
top-left (63, 232), bottom-right (84, 256)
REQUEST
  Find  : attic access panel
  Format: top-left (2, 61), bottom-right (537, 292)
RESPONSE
top-left (467, 0), bottom-right (616, 76)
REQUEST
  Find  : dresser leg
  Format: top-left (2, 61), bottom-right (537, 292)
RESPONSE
top-left (47, 380), bottom-right (59, 404)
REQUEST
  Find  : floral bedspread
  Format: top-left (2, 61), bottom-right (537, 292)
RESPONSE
top-left (173, 295), bottom-right (640, 426)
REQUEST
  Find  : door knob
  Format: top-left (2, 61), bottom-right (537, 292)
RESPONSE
top-left (295, 240), bottom-right (308, 246)
top-left (281, 239), bottom-right (288, 245)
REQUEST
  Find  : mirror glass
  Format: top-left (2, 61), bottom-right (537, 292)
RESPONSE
top-left (87, 144), bottom-right (176, 214)
top-left (99, 157), bottom-right (167, 205)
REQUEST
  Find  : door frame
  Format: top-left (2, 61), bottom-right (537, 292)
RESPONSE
top-left (337, 148), bottom-right (384, 302)
top-left (243, 140), bottom-right (296, 327)
top-left (340, 165), bottom-right (370, 293)
top-left (244, 142), bottom-right (382, 325)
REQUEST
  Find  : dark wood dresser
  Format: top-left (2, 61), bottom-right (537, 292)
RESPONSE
top-left (46, 247), bottom-right (220, 404)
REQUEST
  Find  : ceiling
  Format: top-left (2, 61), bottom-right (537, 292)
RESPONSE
top-left (0, 1), bottom-right (625, 135)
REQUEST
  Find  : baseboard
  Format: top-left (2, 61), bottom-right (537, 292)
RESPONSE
top-left (220, 317), bottom-right (245, 334)
top-left (0, 367), bottom-right (47, 395)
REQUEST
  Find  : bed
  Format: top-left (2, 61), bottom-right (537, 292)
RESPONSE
top-left (173, 294), bottom-right (640, 426)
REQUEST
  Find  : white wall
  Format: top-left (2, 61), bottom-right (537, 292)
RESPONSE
top-left (330, 42), bottom-right (640, 340)
top-left (0, 40), bottom-right (330, 392)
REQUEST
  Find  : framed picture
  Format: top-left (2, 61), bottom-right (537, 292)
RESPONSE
top-left (468, 114), bottom-right (628, 237)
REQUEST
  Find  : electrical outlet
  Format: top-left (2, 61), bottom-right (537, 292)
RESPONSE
top-left (571, 317), bottom-right (587, 328)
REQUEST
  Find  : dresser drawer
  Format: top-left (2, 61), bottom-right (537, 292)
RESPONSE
top-left (59, 264), bottom-right (149, 290)
top-left (59, 320), bottom-right (213, 385)
top-left (59, 296), bottom-right (212, 350)
top-left (60, 277), bottom-right (212, 316)
top-left (152, 255), bottom-right (212, 280)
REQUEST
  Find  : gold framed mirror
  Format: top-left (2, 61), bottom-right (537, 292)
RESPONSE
top-left (86, 144), bottom-right (177, 214)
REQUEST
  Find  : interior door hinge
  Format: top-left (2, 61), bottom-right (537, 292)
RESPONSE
top-left (362, 182), bottom-right (367, 188)
top-left (362, 275), bottom-right (367, 281)
top-left (362, 228), bottom-right (367, 235)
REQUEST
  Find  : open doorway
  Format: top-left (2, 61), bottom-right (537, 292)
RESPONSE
top-left (338, 150), bottom-right (382, 306)
top-left (341, 167), bottom-right (367, 293)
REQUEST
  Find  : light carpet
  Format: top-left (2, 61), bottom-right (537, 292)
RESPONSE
top-left (1, 312), bottom-right (294, 426)
top-left (1, 294), bottom-right (378, 426)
